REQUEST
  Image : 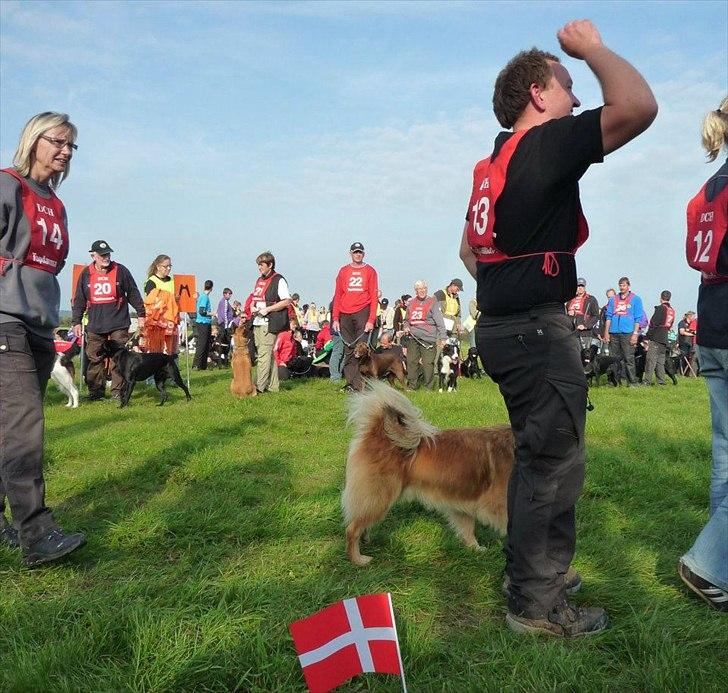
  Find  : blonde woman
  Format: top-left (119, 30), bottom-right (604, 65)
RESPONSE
top-left (678, 97), bottom-right (728, 611)
top-left (0, 112), bottom-right (85, 565)
top-left (143, 254), bottom-right (179, 353)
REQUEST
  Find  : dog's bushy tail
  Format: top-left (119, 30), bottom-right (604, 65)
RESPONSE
top-left (347, 379), bottom-right (438, 452)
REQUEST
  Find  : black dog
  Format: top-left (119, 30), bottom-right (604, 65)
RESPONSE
top-left (460, 347), bottom-right (483, 378)
top-left (107, 344), bottom-right (192, 407)
top-left (584, 354), bottom-right (624, 387)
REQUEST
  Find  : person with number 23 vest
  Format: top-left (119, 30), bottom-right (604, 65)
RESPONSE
top-left (72, 240), bottom-right (145, 401)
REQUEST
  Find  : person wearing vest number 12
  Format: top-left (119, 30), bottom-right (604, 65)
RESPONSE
top-left (459, 20), bottom-right (656, 636)
top-left (72, 240), bottom-right (146, 400)
top-left (0, 111), bottom-right (86, 566)
top-left (643, 289), bottom-right (676, 386)
top-left (250, 251), bottom-right (291, 393)
top-left (677, 97), bottom-right (728, 612)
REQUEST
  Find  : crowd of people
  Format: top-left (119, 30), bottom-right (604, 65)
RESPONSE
top-left (1, 19), bottom-right (725, 648)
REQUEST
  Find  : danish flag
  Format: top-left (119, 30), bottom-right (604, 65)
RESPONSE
top-left (289, 593), bottom-right (406, 693)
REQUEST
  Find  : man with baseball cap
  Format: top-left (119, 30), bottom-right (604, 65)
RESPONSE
top-left (566, 277), bottom-right (600, 353)
top-left (332, 242), bottom-right (379, 392)
top-left (434, 278), bottom-right (464, 335)
top-left (72, 240), bottom-right (145, 400)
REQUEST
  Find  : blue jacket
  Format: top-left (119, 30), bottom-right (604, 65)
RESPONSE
top-left (196, 292), bottom-right (212, 324)
top-left (605, 292), bottom-right (645, 334)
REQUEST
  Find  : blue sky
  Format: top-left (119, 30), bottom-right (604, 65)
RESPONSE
top-left (1, 0), bottom-right (726, 319)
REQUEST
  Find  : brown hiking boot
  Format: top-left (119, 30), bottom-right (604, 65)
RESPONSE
top-left (502, 567), bottom-right (582, 597)
top-left (506, 600), bottom-right (609, 637)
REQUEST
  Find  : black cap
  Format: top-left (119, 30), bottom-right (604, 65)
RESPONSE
top-left (380, 298), bottom-right (389, 306)
top-left (350, 242), bottom-right (364, 252)
top-left (577, 277), bottom-right (587, 286)
top-left (449, 278), bottom-right (464, 290)
top-left (90, 240), bottom-right (113, 254)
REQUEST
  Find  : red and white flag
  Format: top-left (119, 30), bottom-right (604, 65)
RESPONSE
top-left (289, 592), bottom-right (406, 693)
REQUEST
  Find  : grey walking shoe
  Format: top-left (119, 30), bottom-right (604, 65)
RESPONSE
top-left (506, 600), bottom-right (609, 637)
top-left (23, 529), bottom-right (86, 568)
top-left (0, 524), bottom-right (20, 550)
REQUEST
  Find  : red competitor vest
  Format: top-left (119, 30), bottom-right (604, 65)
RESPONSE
top-left (662, 305), bottom-right (676, 329)
top-left (251, 271), bottom-right (280, 312)
top-left (0, 168), bottom-right (68, 276)
top-left (87, 263), bottom-right (119, 305)
top-left (567, 293), bottom-right (591, 316)
top-left (466, 130), bottom-right (589, 275)
top-left (612, 292), bottom-right (634, 317)
top-left (686, 174), bottom-right (728, 284)
top-left (406, 297), bottom-right (436, 329)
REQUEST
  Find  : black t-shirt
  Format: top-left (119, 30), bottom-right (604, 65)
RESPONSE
top-left (468, 108), bottom-right (604, 315)
top-left (696, 161), bottom-right (728, 349)
top-left (645, 304), bottom-right (670, 345)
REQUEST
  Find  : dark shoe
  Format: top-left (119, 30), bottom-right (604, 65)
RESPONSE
top-left (24, 529), bottom-right (86, 568)
top-left (503, 567), bottom-right (582, 597)
top-left (0, 524), bottom-right (20, 550)
top-left (506, 601), bottom-right (608, 637)
top-left (678, 560), bottom-right (728, 612)
top-left (84, 392), bottom-right (105, 401)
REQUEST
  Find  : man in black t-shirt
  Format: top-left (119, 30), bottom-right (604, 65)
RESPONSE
top-left (459, 20), bottom-right (657, 637)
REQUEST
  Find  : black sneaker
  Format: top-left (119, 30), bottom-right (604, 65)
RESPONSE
top-left (503, 567), bottom-right (582, 596)
top-left (0, 524), bottom-right (20, 550)
top-left (678, 559), bottom-right (728, 612)
top-left (23, 529), bottom-right (86, 568)
top-left (506, 600), bottom-right (609, 637)
top-left (84, 392), bottom-right (105, 402)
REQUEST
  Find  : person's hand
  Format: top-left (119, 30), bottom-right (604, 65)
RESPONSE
top-left (557, 19), bottom-right (603, 60)
top-left (259, 306), bottom-right (268, 317)
top-left (629, 333), bottom-right (638, 346)
top-left (603, 333), bottom-right (611, 344)
top-left (137, 317), bottom-right (145, 330)
top-left (73, 324), bottom-right (82, 339)
top-left (576, 324), bottom-right (586, 331)
top-left (332, 320), bottom-right (340, 332)
top-left (364, 322), bottom-right (374, 333)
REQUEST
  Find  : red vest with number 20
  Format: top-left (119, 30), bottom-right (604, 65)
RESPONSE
top-left (88, 263), bottom-right (119, 305)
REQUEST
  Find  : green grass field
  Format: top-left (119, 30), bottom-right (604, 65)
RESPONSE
top-left (1, 368), bottom-right (726, 692)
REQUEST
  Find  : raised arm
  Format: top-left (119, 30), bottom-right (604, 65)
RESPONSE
top-left (557, 20), bottom-right (657, 155)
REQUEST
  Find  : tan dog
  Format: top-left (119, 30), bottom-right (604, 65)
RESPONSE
top-left (230, 322), bottom-right (256, 398)
top-left (352, 341), bottom-right (407, 388)
top-left (342, 380), bottom-right (513, 565)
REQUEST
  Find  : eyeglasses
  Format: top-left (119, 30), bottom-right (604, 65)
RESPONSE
top-left (40, 136), bottom-right (78, 151)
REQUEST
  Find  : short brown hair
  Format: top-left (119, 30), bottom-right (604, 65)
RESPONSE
top-left (493, 48), bottom-right (559, 128)
top-left (256, 251), bottom-right (275, 269)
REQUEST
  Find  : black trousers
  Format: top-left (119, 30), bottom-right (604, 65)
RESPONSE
top-left (193, 323), bottom-right (212, 370)
top-left (340, 307), bottom-right (371, 390)
top-left (0, 322), bottom-right (59, 546)
top-left (477, 306), bottom-right (587, 618)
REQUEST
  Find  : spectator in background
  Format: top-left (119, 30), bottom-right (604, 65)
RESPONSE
top-left (332, 242), bottom-right (379, 392)
top-left (193, 279), bottom-right (213, 370)
top-left (290, 293), bottom-right (304, 328)
top-left (603, 277), bottom-right (645, 386)
top-left (393, 294), bottom-right (410, 342)
top-left (678, 311), bottom-right (697, 375)
top-left (217, 287), bottom-right (234, 333)
top-left (566, 277), bottom-right (600, 353)
top-left (143, 254), bottom-right (179, 354)
top-left (403, 280), bottom-right (447, 391)
top-left (643, 290), bottom-right (676, 385)
top-left (315, 320), bottom-right (332, 352)
top-left (380, 298), bottom-right (395, 339)
top-left (434, 278), bottom-right (464, 336)
top-left (304, 302), bottom-right (320, 345)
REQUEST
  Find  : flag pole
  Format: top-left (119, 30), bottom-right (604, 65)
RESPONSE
top-left (78, 331), bottom-right (85, 394)
top-left (388, 593), bottom-right (407, 693)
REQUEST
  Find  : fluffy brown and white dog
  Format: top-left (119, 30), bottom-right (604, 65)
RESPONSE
top-left (230, 321), bottom-right (256, 398)
top-left (342, 380), bottom-right (513, 566)
top-left (352, 341), bottom-right (407, 388)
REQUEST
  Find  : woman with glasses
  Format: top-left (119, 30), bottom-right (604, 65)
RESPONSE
top-left (143, 254), bottom-right (180, 353)
top-left (0, 111), bottom-right (86, 566)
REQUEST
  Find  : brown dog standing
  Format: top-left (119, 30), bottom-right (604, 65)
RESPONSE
top-left (230, 322), bottom-right (256, 398)
top-left (352, 341), bottom-right (407, 388)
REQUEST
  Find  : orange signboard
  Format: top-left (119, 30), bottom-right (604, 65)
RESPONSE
top-left (71, 264), bottom-right (85, 306)
top-left (174, 274), bottom-right (197, 313)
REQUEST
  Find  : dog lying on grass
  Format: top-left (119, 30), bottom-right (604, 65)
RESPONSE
top-left (352, 341), bottom-right (407, 388)
top-left (342, 380), bottom-right (513, 566)
top-left (105, 343), bottom-right (192, 407)
top-left (230, 322), bottom-right (256, 398)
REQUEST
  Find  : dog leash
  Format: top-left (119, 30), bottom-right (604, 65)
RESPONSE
top-left (407, 334), bottom-right (436, 350)
top-left (341, 331), bottom-right (370, 348)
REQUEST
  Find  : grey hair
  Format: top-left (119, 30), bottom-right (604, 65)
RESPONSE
top-left (413, 280), bottom-right (428, 290)
top-left (12, 112), bottom-right (77, 189)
